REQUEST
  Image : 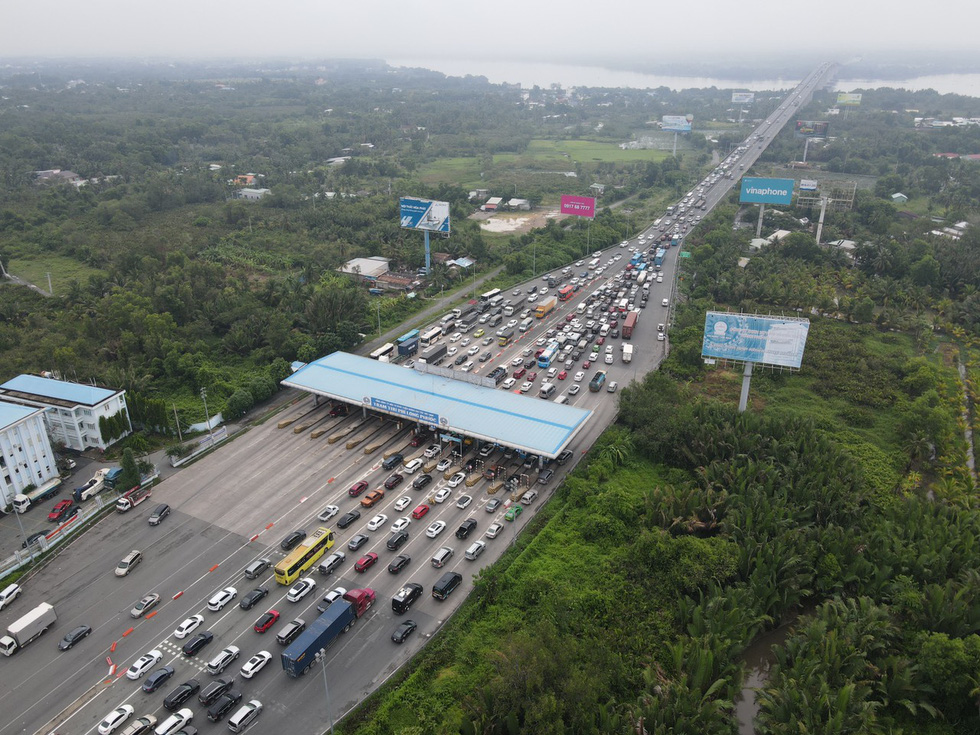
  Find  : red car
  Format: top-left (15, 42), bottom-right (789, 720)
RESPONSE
top-left (513, 367), bottom-right (526, 379)
top-left (609, 319), bottom-right (618, 328)
top-left (557, 370), bottom-right (567, 380)
top-left (253, 610), bottom-right (280, 633)
top-left (527, 372), bottom-right (538, 382)
top-left (409, 432), bottom-right (430, 447)
top-left (384, 473), bottom-right (404, 490)
top-left (565, 314), bottom-right (575, 322)
top-left (354, 552), bottom-right (379, 573)
top-left (411, 504), bottom-right (430, 520)
top-left (48, 499), bottom-right (74, 522)
top-left (583, 360), bottom-right (592, 369)
top-left (597, 337), bottom-right (605, 345)
top-left (348, 481), bottom-right (369, 497)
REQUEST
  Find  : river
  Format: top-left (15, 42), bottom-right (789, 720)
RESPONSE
top-left (734, 622), bottom-right (794, 735)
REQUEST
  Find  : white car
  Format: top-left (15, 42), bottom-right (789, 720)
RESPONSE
top-left (461, 361), bottom-right (474, 373)
top-left (317, 504), bottom-right (339, 522)
top-left (461, 337), bottom-right (471, 347)
top-left (447, 346), bottom-right (458, 357)
top-left (568, 384), bottom-right (581, 395)
top-left (502, 378), bottom-right (517, 390)
top-left (456, 494), bottom-right (473, 509)
top-left (207, 586), bottom-right (237, 612)
top-left (540, 288), bottom-right (549, 295)
top-left (526, 294), bottom-right (538, 303)
top-left (173, 614), bottom-right (205, 640)
top-left (510, 356), bottom-right (523, 366)
top-left (657, 332), bottom-right (665, 341)
top-left (436, 458), bottom-right (452, 472)
top-left (536, 337), bottom-right (547, 346)
top-left (126, 649), bottom-right (163, 680)
top-left (434, 487), bottom-right (453, 504)
top-left (154, 708), bottom-right (192, 735)
top-left (447, 472), bottom-right (466, 488)
top-left (394, 495), bottom-right (413, 511)
top-left (467, 345), bottom-right (479, 355)
top-left (98, 705), bottom-right (134, 735)
top-left (657, 275), bottom-right (664, 283)
top-left (367, 513), bottom-right (389, 532)
top-left (662, 298), bottom-right (669, 307)
top-left (286, 577), bottom-right (316, 603)
top-left (403, 458), bottom-right (424, 475)
top-left (485, 522), bottom-right (504, 539)
top-left (390, 517), bottom-right (411, 534)
top-left (605, 344), bottom-right (613, 354)
top-left (519, 382), bottom-right (533, 393)
top-left (506, 319), bottom-right (519, 330)
top-left (426, 520), bottom-right (447, 538)
top-left (449, 332), bottom-right (462, 343)
top-left (423, 444), bottom-right (441, 458)
top-left (546, 368), bottom-right (558, 379)
top-left (240, 650), bottom-right (273, 679)
top-left (604, 354), bottom-right (614, 364)
top-left (573, 372), bottom-right (585, 382)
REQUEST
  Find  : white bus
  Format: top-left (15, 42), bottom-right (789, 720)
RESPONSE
top-left (420, 326), bottom-right (442, 348)
top-left (370, 343), bottom-right (395, 362)
top-left (480, 288), bottom-right (502, 304)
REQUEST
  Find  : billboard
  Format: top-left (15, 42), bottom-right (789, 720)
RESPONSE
top-left (662, 114), bottom-right (693, 132)
top-left (560, 195), bottom-right (596, 218)
top-left (399, 197), bottom-right (450, 233)
top-left (799, 178), bottom-right (818, 191)
top-left (739, 177), bottom-right (795, 205)
top-left (732, 92), bottom-right (755, 104)
top-left (836, 93), bottom-right (862, 106)
top-left (702, 312), bottom-right (809, 369)
top-left (795, 120), bottom-right (829, 137)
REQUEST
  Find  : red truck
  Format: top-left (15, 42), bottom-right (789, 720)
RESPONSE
top-left (622, 311), bottom-right (639, 340)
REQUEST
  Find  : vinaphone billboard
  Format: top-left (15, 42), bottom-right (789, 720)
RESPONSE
top-left (739, 177), bottom-right (795, 206)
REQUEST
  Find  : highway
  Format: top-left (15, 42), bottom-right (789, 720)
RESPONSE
top-left (0, 63), bottom-right (837, 735)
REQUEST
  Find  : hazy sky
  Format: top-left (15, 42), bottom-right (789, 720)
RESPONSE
top-left (1, 0), bottom-right (975, 63)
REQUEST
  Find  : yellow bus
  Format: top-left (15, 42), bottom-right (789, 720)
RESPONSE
top-left (274, 526), bottom-right (334, 585)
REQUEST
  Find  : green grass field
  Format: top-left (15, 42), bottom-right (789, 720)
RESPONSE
top-left (7, 255), bottom-right (105, 295)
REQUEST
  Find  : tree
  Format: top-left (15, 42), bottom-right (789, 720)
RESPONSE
top-left (117, 448), bottom-right (140, 492)
top-left (853, 296), bottom-right (875, 323)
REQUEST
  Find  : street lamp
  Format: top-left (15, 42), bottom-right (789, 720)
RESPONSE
top-left (200, 387), bottom-right (214, 442)
top-left (318, 653), bottom-right (335, 734)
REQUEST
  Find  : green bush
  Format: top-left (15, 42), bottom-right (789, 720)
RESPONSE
top-left (223, 389), bottom-right (255, 421)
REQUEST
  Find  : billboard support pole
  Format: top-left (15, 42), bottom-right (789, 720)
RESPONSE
top-left (423, 230), bottom-right (431, 275)
top-left (815, 197), bottom-right (828, 245)
top-left (672, 132), bottom-right (678, 157)
top-left (755, 204), bottom-right (765, 238)
top-left (738, 361), bottom-right (753, 413)
top-left (802, 137), bottom-right (811, 163)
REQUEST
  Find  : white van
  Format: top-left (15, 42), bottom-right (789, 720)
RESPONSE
top-left (519, 318), bottom-right (534, 333)
top-left (599, 324), bottom-right (610, 337)
top-left (577, 302), bottom-right (586, 313)
top-left (539, 382), bottom-right (556, 399)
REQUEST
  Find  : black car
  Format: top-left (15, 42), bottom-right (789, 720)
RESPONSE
top-left (610, 329), bottom-right (620, 338)
top-left (58, 624), bottom-right (92, 651)
top-left (388, 554), bottom-right (411, 574)
top-left (181, 631), bottom-right (214, 656)
top-left (207, 690), bottom-right (243, 722)
top-left (391, 582), bottom-right (424, 614)
top-left (22, 530), bottom-right (49, 548)
top-left (337, 510), bottom-right (360, 529)
top-left (386, 531), bottom-right (409, 552)
top-left (280, 530), bottom-right (306, 551)
top-left (522, 454), bottom-right (539, 470)
top-left (148, 503), bottom-right (171, 526)
top-left (412, 474), bottom-right (432, 490)
top-left (455, 518), bottom-right (478, 540)
top-left (391, 619), bottom-right (418, 644)
top-left (142, 665), bottom-right (175, 693)
top-left (537, 469), bottom-right (555, 484)
top-left (239, 587), bottom-right (269, 610)
top-left (198, 677), bottom-right (235, 706)
top-left (454, 354), bottom-right (467, 366)
top-left (348, 534), bottom-right (369, 551)
top-left (556, 450), bottom-right (573, 466)
top-left (164, 679), bottom-right (200, 711)
top-left (479, 351), bottom-right (493, 363)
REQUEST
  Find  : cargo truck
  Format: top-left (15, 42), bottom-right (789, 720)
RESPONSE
top-left (622, 311), bottom-right (639, 340)
top-left (397, 337), bottom-right (419, 357)
top-left (103, 467), bottom-right (124, 489)
top-left (503, 296), bottom-right (524, 316)
top-left (116, 484), bottom-right (152, 512)
top-left (622, 344), bottom-right (634, 363)
top-left (12, 481), bottom-right (62, 514)
top-left (0, 602), bottom-right (57, 655)
top-left (73, 468), bottom-right (110, 502)
top-left (535, 296), bottom-right (557, 319)
top-left (281, 589), bottom-right (375, 677)
top-left (419, 343), bottom-right (448, 366)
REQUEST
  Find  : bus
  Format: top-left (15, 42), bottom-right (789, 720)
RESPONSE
top-left (558, 285), bottom-right (575, 302)
top-left (370, 343), bottom-right (395, 361)
top-left (489, 294), bottom-right (505, 309)
top-left (420, 326), bottom-right (442, 348)
top-left (537, 341), bottom-right (560, 369)
top-left (396, 329), bottom-right (420, 346)
top-left (588, 370), bottom-right (607, 392)
top-left (618, 298), bottom-right (629, 313)
top-left (274, 526), bottom-right (335, 585)
top-left (480, 288), bottom-right (502, 304)
top-left (498, 329), bottom-right (516, 346)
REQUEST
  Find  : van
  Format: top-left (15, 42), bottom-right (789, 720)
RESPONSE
top-left (432, 571), bottom-right (463, 601)
top-left (0, 583), bottom-right (22, 611)
top-left (148, 504), bottom-right (170, 526)
top-left (553, 394), bottom-right (569, 405)
top-left (243, 558), bottom-right (271, 580)
top-left (382, 453), bottom-right (403, 471)
top-left (431, 546), bottom-right (454, 569)
top-left (115, 549), bottom-right (142, 577)
top-left (539, 382), bottom-right (556, 399)
top-left (519, 318), bottom-right (533, 333)
top-left (227, 700), bottom-right (263, 733)
top-left (599, 324), bottom-right (610, 337)
top-left (577, 302), bottom-right (586, 313)
top-left (465, 540), bottom-right (486, 561)
top-left (489, 313), bottom-right (502, 327)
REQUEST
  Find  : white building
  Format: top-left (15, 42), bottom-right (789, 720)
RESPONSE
top-left (0, 375), bottom-right (130, 452)
top-left (0, 401), bottom-right (59, 510)
top-left (237, 188), bottom-right (271, 201)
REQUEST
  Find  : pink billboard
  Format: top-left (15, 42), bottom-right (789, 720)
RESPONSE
top-left (560, 195), bottom-right (596, 218)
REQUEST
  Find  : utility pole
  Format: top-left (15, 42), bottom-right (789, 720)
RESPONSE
top-left (200, 387), bottom-right (214, 442)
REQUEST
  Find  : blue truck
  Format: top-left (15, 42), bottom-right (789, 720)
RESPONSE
top-left (281, 588), bottom-right (375, 677)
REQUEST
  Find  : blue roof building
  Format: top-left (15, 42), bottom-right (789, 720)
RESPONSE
top-left (0, 400), bottom-right (59, 509)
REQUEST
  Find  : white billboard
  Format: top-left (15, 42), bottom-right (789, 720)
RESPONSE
top-left (702, 312), bottom-right (809, 369)
top-left (800, 179), bottom-right (818, 191)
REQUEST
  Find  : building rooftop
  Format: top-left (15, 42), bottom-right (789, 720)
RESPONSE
top-left (339, 257), bottom-right (390, 279)
top-left (0, 400), bottom-right (43, 430)
top-left (0, 375), bottom-right (118, 408)
top-left (282, 352), bottom-right (592, 458)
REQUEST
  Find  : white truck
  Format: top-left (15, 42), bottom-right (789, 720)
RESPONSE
top-left (73, 468), bottom-right (109, 502)
top-left (12, 481), bottom-right (62, 514)
top-left (622, 344), bottom-right (634, 364)
top-left (0, 602), bottom-right (57, 655)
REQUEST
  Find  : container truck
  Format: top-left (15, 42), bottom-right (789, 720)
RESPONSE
top-left (419, 343), bottom-right (448, 366)
top-left (622, 344), bottom-right (634, 364)
top-left (281, 589), bottom-right (375, 677)
top-left (12, 481), bottom-right (62, 514)
top-left (73, 468), bottom-right (110, 502)
top-left (397, 337), bottom-right (419, 357)
top-left (0, 602), bottom-right (57, 655)
top-left (535, 296), bottom-right (558, 319)
top-left (622, 311), bottom-right (639, 340)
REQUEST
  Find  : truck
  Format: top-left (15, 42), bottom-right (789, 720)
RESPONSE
top-left (419, 343), bottom-right (448, 366)
top-left (636, 271), bottom-right (647, 286)
top-left (116, 484), bottom-right (152, 512)
top-left (281, 589), bottom-right (375, 677)
top-left (622, 311), bottom-right (639, 340)
top-left (12, 481), bottom-right (62, 514)
top-left (622, 344), bottom-right (634, 364)
top-left (103, 467), bottom-right (124, 489)
top-left (535, 296), bottom-right (558, 319)
top-left (503, 295), bottom-right (525, 316)
top-left (654, 248), bottom-right (666, 268)
top-left (0, 602), bottom-right (57, 656)
top-left (397, 337), bottom-right (419, 357)
top-left (73, 468), bottom-right (110, 502)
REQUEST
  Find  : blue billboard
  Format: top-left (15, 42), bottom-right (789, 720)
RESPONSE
top-left (370, 397), bottom-right (439, 425)
top-left (662, 115), bottom-right (692, 132)
top-left (739, 177), bottom-right (795, 205)
top-left (702, 312), bottom-right (809, 369)
top-left (399, 197), bottom-right (450, 233)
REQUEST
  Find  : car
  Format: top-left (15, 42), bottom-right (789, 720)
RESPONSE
top-left (597, 336), bottom-right (605, 345)
top-left (391, 516), bottom-right (411, 534)
top-left (348, 534), bottom-right (369, 551)
top-left (505, 505), bottom-right (523, 521)
top-left (448, 472), bottom-right (466, 488)
top-left (148, 504), bottom-right (170, 526)
top-left (384, 473), bottom-right (405, 490)
top-left (366, 513), bottom-right (389, 532)
top-left (556, 450), bottom-right (573, 465)
top-left (154, 708), bottom-right (192, 735)
top-left (207, 690), bottom-right (243, 723)
top-left (456, 518), bottom-right (478, 539)
top-left (142, 665), bottom-right (176, 693)
top-left (130, 592), bottom-right (160, 618)
top-left (467, 345), bottom-right (480, 357)
top-left (118, 715), bottom-right (157, 735)
top-left (240, 650), bottom-right (272, 679)
top-left (423, 444), bottom-right (441, 459)
top-left (412, 473), bottom-right (433, 490)
top-left (431, 487), bottom-right (451, 505)
top-left (317, 504), bottom-right (339, 522)
top-left (286, 577), bottom-right (316, 603)
top-left (426, 520), bottom-right (447, 538)
top-left (279, 530), bottom-right (306, 551)
top-left (391, 619), bottom-right (418, 644)
top-left (318, 550), bottom-right (346, 575)
top-left (573, 371), bottom-right (585, 382)
top-left (482, 336), bottom-right (494, 346)
top-left (657, 332), bottom-right (665, 341)
top-left (57, 624), bottom-right (92, 651)
top-left (662, 298), bottom-right (669, 307)
top-left (484, 498), bottom-right (503, 514)
top-left (513, 367), bottom-right (526, 379)
top-left (412, 503), bottom-right (430, 520)
top-left (436, 458), bottom-right (452, 472)
top-left (198, 677), bottom-right (235, 706)
top-left (537, 469), bottom-right (555, 484)
top-left (386, 530), bottom-right (410, 551)
top-left (449, 332), bottom-right (462, 343)
top-left (388, 496), bottom-right (411, 515)
top-left (604, 354), bottom-right (614, 365)
top-left (456, 494), bottom-right (473, 509)
top-left (387, 554), bottom-right (411, 574)
top-left (239, 587), bottom-right (268, 610)
top-left (22, 530), bottom-right (49, 549)
top-left (337, 510), bottom-right (360, 529)
top-left (446, 346), bottom-right (458, 357)
top-left (163, 680), bottom-right (200, 712)
top-left (276, 620), bottom-right (304, 647)
top-left (348, 480), bottom-right (369, 497)
top-left (501, 377), bottom-right (517, 389)
top-left (48, 499), bottom-right (73, 521)
top-left (454, 354), bottom-right (467, 366)
top-left (507, 319), bottom-right (520, 330)
top-left (519, 381), bottom-right (533, 393)
top-left (173, 614), bottom-right (204, 640)
top-left (181, 631), bottom-right (214, 656)
top-left (607, 381), bottom-right (619, 393)
top-left (253, 610), bottom-right (280, 633)
top-left (485, 522), bottom-right (504, 539)
top-left (317, 586), bottom-right (348, 612)
top-left (473, 328), bottom-right (485, 338)
top-left (361, 489), bottom-right (385, 507)
top-left (227, 700), bottom-right (263, 732)
top-left (98, 705), bottom-right (135, 735)
top-left (126, 649), bottom-right (163, 679)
